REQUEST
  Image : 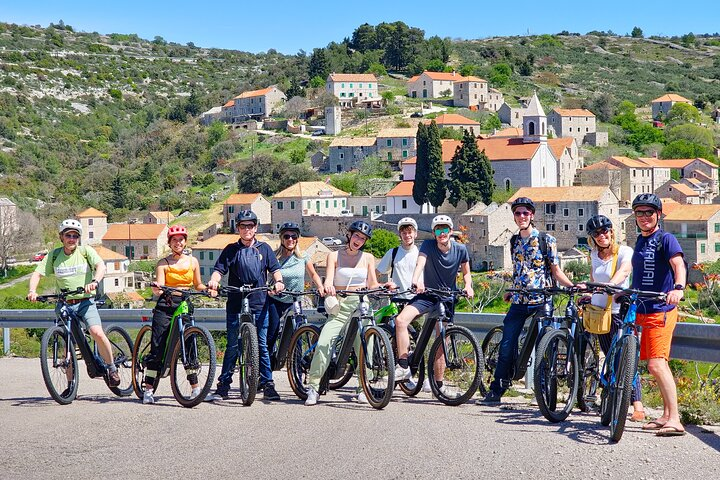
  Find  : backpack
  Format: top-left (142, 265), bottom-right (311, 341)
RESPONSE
top-left (50, 246), bottom-right (101, 296)
top-left (510, 231), bottom-right (555, 286)
top-left (389, 246), bottom-right (400, 280)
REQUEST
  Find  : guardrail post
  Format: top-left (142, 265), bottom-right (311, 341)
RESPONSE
top-left (3, 328), bottom-right (9, 355)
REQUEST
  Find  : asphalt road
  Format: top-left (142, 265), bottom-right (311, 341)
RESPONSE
top-left (1, 357), bottom-right (718, 479)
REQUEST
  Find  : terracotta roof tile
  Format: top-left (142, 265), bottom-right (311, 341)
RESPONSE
top-left (192, 234), bottom-right (238, 250)
top-left (582, 161), bottom-right (620, 171)
top-left (225, 193), bottom-right (261, 204)
top-left (457, 76), bottom-right (487, 82)
top-left (76, 207), bottom-right (107, 218)
top-left (489, 127), bottom-right (522, 138)
top-left (607, 156), bottom-right (651, 169)
top-left (93, 245), bottom-right (128, 261)
top-left (386, 181), bottom-right (415, 197)
top-left (103, 224), bottom-right (167, 241)
top-left (509, 186), bottom-right (610, 203)
top-left (663, 204), bottom-right (720, 221)
top-left (547, 137), bottom-right (574, 159)
top-left (652, 93), bottom-right (691, 103)
top-left (552, 108), bottom-right (595, 117)
top-left (235, 86), bottom-right (276, 99)
top-left (417, 71), bottom-right (465, 81)
top-left (273, 181), bottom-right (349, 199)
top-left (328, 73), bottom-right (377, 82)
top-left (425, 113), bottom-right (480, 126)
top-left (329, 137), bottom-right (376, 147)
top-left (668, 182), bottom-right (699, 197)
top-left (147, 211), bottom-right (175, 221)
top-left (377, 128), bottom-right (417, 138)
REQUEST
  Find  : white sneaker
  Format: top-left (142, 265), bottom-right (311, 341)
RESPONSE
top-left (305, 386), bottom-right (319, 406)
top-left (394, 365), bottom-right (411, 381)
top-left (142, 389), bottom-right (155, 404)
top-left (189, 387), bottom-right (201, 400)
top-left (404, 379), bottom-right (417, 390)
top-left (356, 391), bottom-right (369, 404)
top-left (422, 378), bottom-right (431, 393)
top-left (439, 385), bottom-right (460, 399)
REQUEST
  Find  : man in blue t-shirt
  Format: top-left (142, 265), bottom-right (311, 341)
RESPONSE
top-left (630, 194), bottom-right (686, 437)
top-left (206, 210), bottom-right (284, 401)
top-left (393, 215), bottom-right (474, 393)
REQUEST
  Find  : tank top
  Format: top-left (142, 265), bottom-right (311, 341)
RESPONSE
top-left (164, 258), bottom-right (194, 288)
top-left (276, 253), bottom-right (307, 303)
top-left (334, 251), bottom-right (368, 287)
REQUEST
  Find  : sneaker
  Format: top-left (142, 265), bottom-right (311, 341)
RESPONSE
top-left (422, 378), bottom-right (432, 393)
top-left (439, 385), bottom-right (461, 399)
top-left (143, 389), bottom-right (155, 404)
top-left (356, 391), bottom-right (369, 404)
top-left (305, 386), bottom-right (319, 406)
top-left (394, 365), bottom-right (411, 381)
top-left (263, 382), bottom-right (280, 401)
top-left (204, 390), bottom-right (229, 402)
top-left (189, 387), bottom-right (202, 401)
top-left (404, 379), bottom-right (417, 390)
top-left (477, 391), bottom-right (502, 405)
top-left (107, 370), bottom-right (121, 387)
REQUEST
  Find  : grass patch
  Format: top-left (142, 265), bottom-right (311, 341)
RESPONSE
top-left (0, 265), bottom-right (35, 284)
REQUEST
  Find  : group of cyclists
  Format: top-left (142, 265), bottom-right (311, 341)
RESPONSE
top-left (28, 191), bottom-right (687, 436)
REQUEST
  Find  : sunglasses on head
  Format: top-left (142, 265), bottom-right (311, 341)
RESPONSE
top-left (634, 209), bottom-right (656, 218)
top-left (282, 234), bottom-right (298, 240)
top-left (513, 210), bottom-right (532, 217)
top-left (591, 227), bottom-right (610, 238)
top-left (434, 227), bottom-right (451, 235)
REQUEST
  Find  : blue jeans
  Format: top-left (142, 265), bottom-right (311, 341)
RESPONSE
top-left (216, 309), bottom-right (266, 394)
top-left (258, 296), bottom-right (292, 387)
top-left (490, 303), bottom-right (542, 396)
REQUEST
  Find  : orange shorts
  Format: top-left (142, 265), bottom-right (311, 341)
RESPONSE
top-left (636, 308), bottom-right (678, 361)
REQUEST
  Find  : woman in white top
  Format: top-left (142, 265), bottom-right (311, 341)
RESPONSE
top-left (587, 215), bottom-right (644, 421)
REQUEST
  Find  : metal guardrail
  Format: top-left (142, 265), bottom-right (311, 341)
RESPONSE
top-left (1, 309), bottom-right (719, 364)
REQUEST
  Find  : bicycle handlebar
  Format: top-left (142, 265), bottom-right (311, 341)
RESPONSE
top-left (335, 286), bottom-right (390, 297)
top-left (217, 285), bottom-right (275, 296)
top-left (506, 285), bottom-right (591, 296)
top-left (151, 282), bottom-right (211, 298)
top-left (421, 287), bottom-right (468, 299)
top-left (37, 287), bottom-right (86, 302)
top-left (279, 289), bottom-right (319, 298)
top-left (584, 282), bottom-right (667, 301)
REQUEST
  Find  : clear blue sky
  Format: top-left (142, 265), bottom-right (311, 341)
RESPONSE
top-left (3, 0), bottom-right (719, 54)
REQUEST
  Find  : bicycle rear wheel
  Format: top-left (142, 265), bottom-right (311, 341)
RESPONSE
top-left (131, 325), bottom-right (159, 399)
top-left (534, 329), bottom-right (578, 423)
top-left (105, 326), bottom-right (133, 396)
top-left (577, 333), bottom-right (600, 412)
top-left (609, 336), bottom-right (637, 442)
top-left (170, 325), bottom-right (216, 408)
top-left (397, 327), bottom-right (425, 397)
top-left (286, 324), bottom-right (320, 400)
top-left (40, 326), bottom-right (79, 405)
top-left (358, 326), bottom-right (395, 409)
top-left (238, 322), bottom-right (259, 406)
top-left (428, 325), bottom-right (483, 406)
top-left (479, 326), bottom-right (503, 396)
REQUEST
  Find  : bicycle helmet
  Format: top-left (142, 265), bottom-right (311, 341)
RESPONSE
top-left (279, 222), bottom-right (301, 235)
top-left (397, 217), bottom-right (418, 231)
top-left (511, 197), bottom-right (536, 213)
top-left (586, 215), bottom-right (613, 235)
top-left (431, 215), bottom-right (453, 230)
top-left (167, 225), bottom-right (188, 240)
top-left (631, 193), bottom-right (662, 211)
top-left (236, 210), bottom-right (258, 225)
top-left (58, 219), bottom-right (82, 235)
top-left (348, 220), bottom-right (373, 239)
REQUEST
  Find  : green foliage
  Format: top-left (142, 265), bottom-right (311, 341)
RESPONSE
top-left (309, 75), bottom-right (325, 88)
top-left (237, 155), bottom-right (318, 196)
top-left (289, 149), bottom-right (305, 164)
top-left (363, 228), bottom-right (399, 258)
top-left (586, 93), bottom-right (617, 122)
top-left (425, 59), bottom-right (446, 72)
top-left (206, 121), bottom-right (228, 148)
top-left (661, 140), bottom-right (714, 160)
top-left (425, 121), bottom-right (446, 208)
top-left (563, 261), bottom-right (590, 282)
top-left (308, 48), bottom-right (330, 80)
top-left (129, 260), bottom-right (156, 273)
top-left (612, 108), bottom-right (664, 150)
top-left (489, 62), bottom-right (512, 87)
top-left (108, 88), bottom-right (122, 100)
top-left (447, 129), bottom-right (493, 208)
top-left (329, 173), bottom-right (358, 195)
top-left (366, 63), bottom-right (387, 77)
top-left (665, 102), bottom-right (701, 125)
top-left (438, 127), bottom-right (463, 140)
top-left (532, 35), bottom-right (563, 48)
top-left (631, 27), bottom-right (644, 38)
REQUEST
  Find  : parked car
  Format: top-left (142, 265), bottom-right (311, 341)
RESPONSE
top-left (321, 237), bottom-right (342, 246)
top-left (410, 111), bottom-right (424, 118)
top-left (5, 257), bottom-right (16, 265)
top-left (339, 210), bottom-right (353, 216)
top-left (31, 252), bottom-right (47, 262)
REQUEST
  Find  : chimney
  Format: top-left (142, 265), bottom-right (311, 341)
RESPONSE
top-left (653, 151), bottom-right (658, 158)
top-left (452, 71), bottom-right (456, 77)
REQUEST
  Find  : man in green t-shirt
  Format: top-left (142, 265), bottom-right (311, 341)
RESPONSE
top-left (27, 219), bottom-right (120, 387)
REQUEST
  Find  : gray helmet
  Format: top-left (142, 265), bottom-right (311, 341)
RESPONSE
top-left (632, 193), bottom-right (662, 211)
top-left (236, 210), bottom-right (258, 225)
top-left (349, 220), bottom-right (373, 239)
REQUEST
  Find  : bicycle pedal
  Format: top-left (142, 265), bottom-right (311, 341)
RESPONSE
top-left (584, 394), bottom-right (598, 403)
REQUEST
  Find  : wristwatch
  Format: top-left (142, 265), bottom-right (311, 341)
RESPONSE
top-left (673, 284), bottom-right (685, 291)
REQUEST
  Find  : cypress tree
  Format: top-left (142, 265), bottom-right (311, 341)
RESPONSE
top-left (447, 141), bottom-right (466, 208)
top-left (412, 123), bottom-right (429, 212)
top-left (478, 148), bottom-right (495, 205)
top-left (426, 121), bottom-right (446, 208)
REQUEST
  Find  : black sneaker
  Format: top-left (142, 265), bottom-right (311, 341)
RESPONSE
top-left (263, 382), bottom-right (280, 401)
top-left (476, 391), bottom-right (502, 405)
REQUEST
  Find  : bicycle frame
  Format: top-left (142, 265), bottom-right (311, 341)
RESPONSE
top-left (600, 293), bottom-right (642, 393)
top-left (272, 292), bottom-right (314, 371)
top-left (154, 292), bottom-right (196, 379)
top-left (512, 299), bottom-right (554, 381)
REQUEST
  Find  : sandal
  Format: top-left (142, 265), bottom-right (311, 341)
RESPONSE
top-left (642, 420), bottom-right (666, 431)
top-left (630, 409), bottom-right (646, 422)
top-left (656, 425), bottom-right (686, 437)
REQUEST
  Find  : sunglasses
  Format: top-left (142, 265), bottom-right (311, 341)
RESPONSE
top-left (238, 223), bottom-right (256, 230)
top-left (64, 233), bottom-right (80, 239)
top-left (434, 227), bottom-right (451, 235)
top-left (513, 210), bottom-right (532, 217)
top-left (282, 234), bottom-right (298, 240)
top-left (591, 227), bottom-right (610, 238)
top-left (634, 209), bottom-right (656, 218)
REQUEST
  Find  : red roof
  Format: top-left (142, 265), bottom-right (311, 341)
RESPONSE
top-left (386, 181), bottom-right (415, 197)
top-left (103, 224), bottom-right (167, 241)
top-left (234, 86), bottom-right (275, 99)
top-left (425, 113), bottom-right (480, 126)
top-left (225, 193), bottom-right (262, 205)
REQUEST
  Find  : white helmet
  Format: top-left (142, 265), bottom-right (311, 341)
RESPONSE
top-left (58, 219), bottom-right (82, 235)
top-left (397, 217), bottom-right (418, 231)
top-left (431, 215), bottom-right (453, 230)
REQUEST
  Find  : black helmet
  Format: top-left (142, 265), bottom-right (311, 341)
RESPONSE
top-left (511, 197), bottom-right (536, 213)
top-left (236, 210), bottom-right (258, 225)
top-left (348, 220), bottom-right (373, 239)
top-left (586, 215), bottom-right (613, 234)
top-left (279, 222), bottom-right (300, 234)
top-left (632, 193), bottom-right (662, 211)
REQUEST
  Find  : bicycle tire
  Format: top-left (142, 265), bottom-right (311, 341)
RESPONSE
top-left (533, 329), bottom-right (579, 423)
top-left (577, 333), bottom-right (600, 413)
top-left (479, 326), bottom-right (503, 396)
top-left (131, 325), bottom-right (159, 399)
top-left (105, 326), bottom-right (134, 396)
top-left (286, 324), bottom-right (320, 400)
top-left (427, 325), bottom-right (483, 406)
top-left (600, 382), bottom-right (611, 426)
top-left (395, 327), bottom-right (425, 397)
top-left (238, 322), bottom-right (259, 406)
top-left (609, 336), bottom-right (637, 442)
top-left (358, 326), bottom-right (395, 409)
top-left (170, 325), bottom-right (217, 408)
top-left (328, 351), bottom-right (355, 390)
top-left (40, 326), bottom-right (79, 405)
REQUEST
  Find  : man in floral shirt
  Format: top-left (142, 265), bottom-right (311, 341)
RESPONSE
top-left (478, 197), bottom-right (574, 404)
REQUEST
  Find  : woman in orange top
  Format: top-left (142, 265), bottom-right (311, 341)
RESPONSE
top-left (142, 225), bottom-right (207, 404)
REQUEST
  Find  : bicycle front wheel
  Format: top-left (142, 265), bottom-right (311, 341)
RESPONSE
top-left (170, 325), bottom-right (217, 408)
top-left (286, 324), bottom-right (320, 400)
top-left (238, 322), bottom-right (259, 406)
top-left (479, 326), bottom-right (503, 396)
top-left (328, 351), bottom-right (355, 390)
top-left (131, 325), bottom-right (159, 399)
top-left (428, 325), bottom-right (483, 406)
top-left (40, 326), bottom-right (79, 405)
top-left (358, 326), bottom-right (395, 409)
top-left (577, 333), bottom-right (600, 413)
top-left (105, 326), bottom-right (133, 397)
top-left (533, 329), bottom-right (579, 423)
top-left (609, 336), bottom-right (637, 442)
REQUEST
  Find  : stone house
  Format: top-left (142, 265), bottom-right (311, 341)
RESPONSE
top-left (655, 180), bottom-right (704, 204)
top-left (192, 234), bottom-right (236, 283)
top-left (605, 156), bottom-right (656, 206)
top-left (650, 157), bottom-right (718, 196)
top-left (498, 102), bottom-right (528, 128)
top-left (458, 202), bottom-right (515, 271)
top-left (222, 86), bottom-right (286, 121)
top-left (547, 108), bottom-right (607, 146)
top-left (579, 162), bottom-right (623, 201)
top-left (651, 93), bottom-right (691, 120)
top-left (347, 195), bottom-right (387, 217)
top-left (453, 76), bottom-right (489, 108)
top-left (222, 193), bottom-right (272, 233)
top-left (385, 181), bottom-right (423, 215)
top-left (425, 113), bottom-right (480, 133)
top-left (325, 73), bottom-right (379, 107)
top-left (407, 71), bottom-right (463, 99)
top-left (509, 186), bottom-right (621, 251)
top-left (93, 245), bottom-right (133, 294)
top-left (102, 223), bottom-right (168, 260)
top-left (199, 106), bottom-right (223, 125)
top-left (486, 88), bottom-right (505, 112)
top-left (76, 207), bottom-right (107, 246)
top-left (328, 137), bottom-right (377, 173)
top-left (376, 128), bottom-right (417, 171)
top-left (662, 204), bottom-right (720, 281)
top-left (143, 211), bottom-right (175, 225)
top-left (271, 182), bottom-right (350, 233)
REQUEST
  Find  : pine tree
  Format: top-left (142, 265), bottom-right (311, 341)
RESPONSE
top-left (111, 171), bottom-right (128, 209)
top-left (447, 140), bottom-right (466, 208)
top-left (426, 121), bottom-right (446, 208)
top-left (412, 123), bottom-right (429, 212)
top-left (478, 148), bottom-right (495, 205)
